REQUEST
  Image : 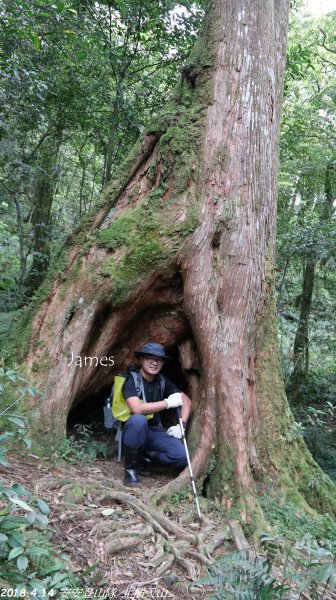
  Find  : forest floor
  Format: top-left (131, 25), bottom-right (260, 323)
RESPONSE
top-left (3, 452), bottom-right (336, 599)
top-left (1, 451), bottom-right (234, 599)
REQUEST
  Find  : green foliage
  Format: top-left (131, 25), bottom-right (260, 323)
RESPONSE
top-left (0, 365), bottom-right (37, 418)
top-left (0, 220), bottom-right (21, 303)
top-left (171, 489), bottom-right (191, 505)
top-left (298, 370), bottom-right (336, 407)
top-left (277, 11), bottom-right (336, 409)
top-left (0, 467), bottom-right (78, 592)
top-left (292, 390), bottom-right (336, 482)
top-left (0, 373), bottom-right (84, 594)
top-left (284, 420), bottom-right (306, 442)
top-left (285, 42), bottom-right (315, 88)
top-left (259, 495), bottom-right (336, 549)
top-left (195, 547), bottom-right (288, 599)
top-left (57, 424), bottom-right (108, 463)
top-left (193, 533), bottom-right (336, 599)
top-left (0, 0), bottom-right (203, 306)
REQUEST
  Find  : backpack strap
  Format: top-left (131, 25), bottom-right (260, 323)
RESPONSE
top-left (129, 370), bottom-right (165, 402)
top-left (159, 374), bottom-right (165, 399)
top-left (130, 369), bottom-right (146, 402)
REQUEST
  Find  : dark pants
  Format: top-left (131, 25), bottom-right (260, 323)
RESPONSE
top-left (122, 414), bottom-right (187, 470)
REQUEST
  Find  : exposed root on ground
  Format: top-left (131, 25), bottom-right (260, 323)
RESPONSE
top-left (35, 467), bottom-right (232, 582)
top-left (3, 455), bottom-right (335, 599)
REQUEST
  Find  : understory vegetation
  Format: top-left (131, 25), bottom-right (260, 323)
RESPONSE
top-left (276, 7), bottom-right (336, 486)
top-left (1, 370), bottom-right (336, 597)
top-left (0, 370), bottom-right (84, 595)
top-left (196, 535), bottom-right (336, 599)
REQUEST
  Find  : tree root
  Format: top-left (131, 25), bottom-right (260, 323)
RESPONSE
top-left (144, 534), bottom-right (165, 568)
top-left (168, 545), bottom-right (198, 579)
top-left (88, 521), bottom-right (121, 537)
top-left (38, 477), bottom-right (74, 489)
top-left (100, 490), bottom-right (199, 543)
top-left (156, 554), bottom-right (175, 577)
top-left (184, 549), bottom-right (212, 567)
top-left (228, 520), bottom-right (249, 550)
top-left (206, 530), bottom-right (231, 554)
top-left (36, 466), bottom-right (240, 582)
top-left (63, 509), bottom-right (101, 521)
top-left (105, 525), bottom-right (153, 555)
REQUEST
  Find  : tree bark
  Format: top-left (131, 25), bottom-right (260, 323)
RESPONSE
top-left (291, 258), bottom-right (315, 400)
top-left (9, 0), bottom-right (336, 519)
top-left (103, 88), bottom-right (122, 187)
top-left (24, 132), bottom-right (62, 296)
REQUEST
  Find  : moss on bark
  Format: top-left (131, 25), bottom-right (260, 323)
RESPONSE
top-left (255, 292), bottom-right (336, 517)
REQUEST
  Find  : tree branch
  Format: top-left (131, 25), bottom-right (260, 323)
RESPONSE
top-left (319, 28), bottom-right (336, 55)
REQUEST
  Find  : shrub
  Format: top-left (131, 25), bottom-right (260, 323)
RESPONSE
top-left (259, 495), bottom-right (336, 549)
top-left (0, 368), bottom-right (83, 596)
top-left (57, 424), bottom-right (108, 463)
top-left (193, 533), bottom-right (336, 599)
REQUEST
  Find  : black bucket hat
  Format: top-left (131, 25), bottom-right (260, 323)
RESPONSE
top-left (134, 342), bottom-right (171, 361)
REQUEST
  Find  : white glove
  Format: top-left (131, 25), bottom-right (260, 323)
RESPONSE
top-left (164, 392), bottom-right (183, 409)
top-left (167, 425), bottom-right (183, 439)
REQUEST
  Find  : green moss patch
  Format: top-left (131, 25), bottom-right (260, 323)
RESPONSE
top-left (260, 494), bottom-right (336, 548)
top-left (99, 240), bottom-right (167, 306)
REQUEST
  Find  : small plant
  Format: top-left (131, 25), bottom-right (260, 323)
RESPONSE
top-left (0, 368), bottom-right (84, 596)
top-left (171, 489), bottom-right (192, 506)
top-left (295, 398), bottom-right (336, 482)
top-left (306, 402), bottom-right (335, 427)
top-left (259, 495), bottom-right (336, 548)
top-left (193, 533), bottom-right (336, 599)
top-left (0, 413), bottom-right (82, 596)
top-left (284, 421), bottom-right (305, 442)
top-left (307, 472), bottom-right (330, 489)
top-left (58, 423), bottom-right (108, 463)
top-left (193, 537), bottom-right (289, 599)
top-left (293, 535), bottom-right (336, 598)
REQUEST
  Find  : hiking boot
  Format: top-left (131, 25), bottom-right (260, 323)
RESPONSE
top-left (144, 450), bottom-right (160, 463)
top-left (138, 456), bottom-right (152, 476)
top-left (124, 468), bottom-right (141, 486)
top-left (124, 446), bottom-right (141, 487)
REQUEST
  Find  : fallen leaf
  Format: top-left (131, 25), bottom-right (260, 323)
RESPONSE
top-left (101, 508), bottom-right (115, 516)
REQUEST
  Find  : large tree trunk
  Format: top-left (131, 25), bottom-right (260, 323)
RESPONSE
top-left (10, 0), bottom-right (336, 517)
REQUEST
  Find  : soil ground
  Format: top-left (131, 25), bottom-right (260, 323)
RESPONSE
top-left (3, 448), bottom-right (335, 599)
top-left (1, 451), bottom-right (229, 599)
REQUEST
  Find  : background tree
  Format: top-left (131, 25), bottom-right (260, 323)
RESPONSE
top-left (277, 11), bottom-right (336, 404)
top-left (0, 0), bottom-right (203, 303)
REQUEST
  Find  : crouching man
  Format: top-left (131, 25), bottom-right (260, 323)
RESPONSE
top-left (122, 342), bottom-right (191, 487)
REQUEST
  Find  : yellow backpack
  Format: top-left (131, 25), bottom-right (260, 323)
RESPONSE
top-left (110, 369), bottom-right (166, 422)
top-left (111, 373), bottom-right (152, 422)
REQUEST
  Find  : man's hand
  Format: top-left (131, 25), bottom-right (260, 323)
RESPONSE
top-left (167, 425), bottom-right (183, 439)
top-left (164, 392), bottom-right (183, 409)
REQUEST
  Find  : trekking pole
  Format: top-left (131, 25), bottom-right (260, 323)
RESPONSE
top-left (176, 407), bottom-right (202, 521)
